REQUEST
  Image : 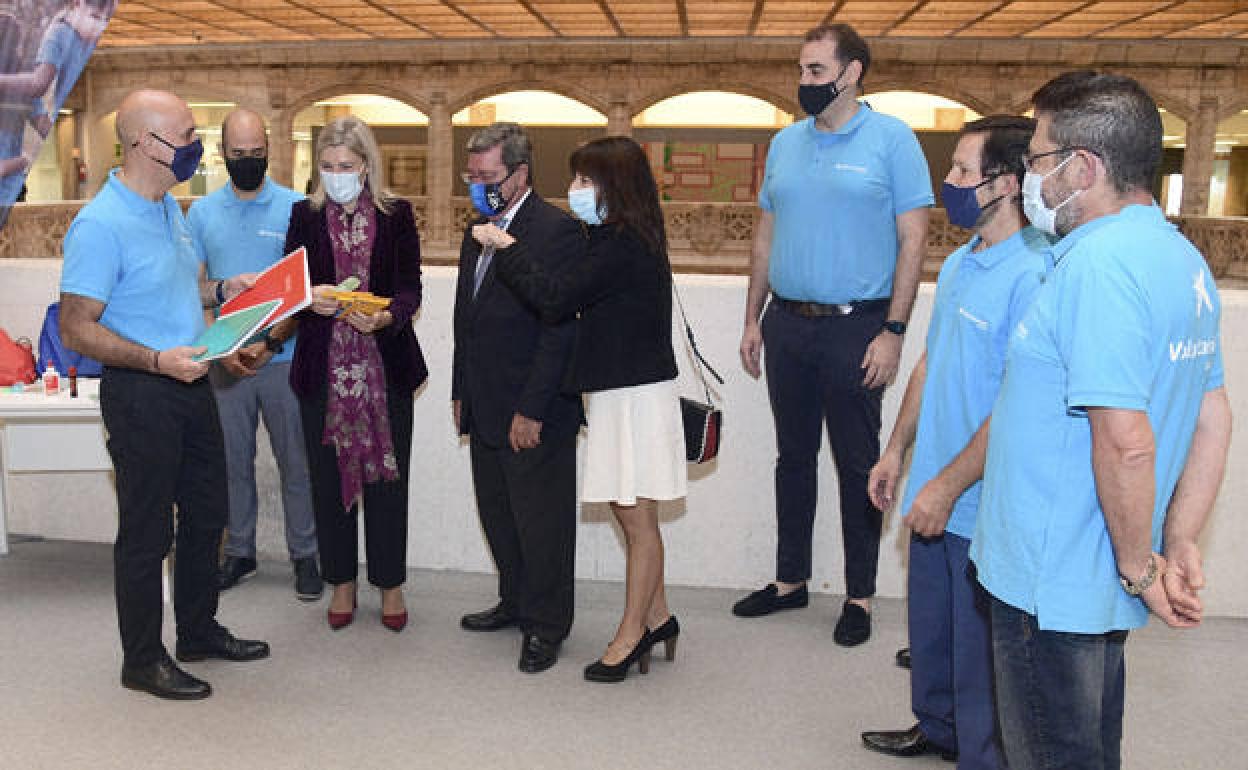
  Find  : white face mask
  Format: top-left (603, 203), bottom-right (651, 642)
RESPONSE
top-left (1022, 153), bottom-right (1080, 237)
top-left (321, 170), bottom-right (364, 205)
top-left (567, 185), bottom-right (604, 225)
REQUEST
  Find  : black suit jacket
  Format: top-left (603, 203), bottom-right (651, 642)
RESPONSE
top-left (451, 192), bottom-right (584, 449)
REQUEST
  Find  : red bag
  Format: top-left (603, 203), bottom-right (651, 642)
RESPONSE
top-left (0, 329), bottom-right (37, 386)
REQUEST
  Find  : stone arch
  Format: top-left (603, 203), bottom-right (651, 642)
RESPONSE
top-left (630, 82), bottom-right (798, 121)
top-left (449, 81), bottom-right (609, 119)
top-left (282, 83), bottom-right (432, 127)
top-left (862, 79), bottom-right (998, 121)
top-left (92, 85), bottom-right (269, 122)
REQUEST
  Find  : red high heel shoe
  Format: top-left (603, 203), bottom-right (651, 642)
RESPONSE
top-left (381, 610), bottom-right (408, 633)
top-left (327, 587), bottom-right (357, 631)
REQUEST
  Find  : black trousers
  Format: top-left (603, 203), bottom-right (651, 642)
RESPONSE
top-left (100, 367), bottom-right (227, 667)
top-left (469, 432), bottom-right (577, 643)
top-left (300, 382), bottom-right (412, 589)
top-left (761, 300), bottom-right (886, 598)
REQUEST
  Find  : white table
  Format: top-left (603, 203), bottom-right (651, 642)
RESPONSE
top-left (0, 379), bottom-right (111, 555)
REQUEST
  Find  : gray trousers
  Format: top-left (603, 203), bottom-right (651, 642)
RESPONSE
top-left (210, 361), bottom-right (317, 561)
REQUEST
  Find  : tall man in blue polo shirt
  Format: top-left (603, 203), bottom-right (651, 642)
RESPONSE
top-left (188, 108), bottom-right (320, 601)
top-left (859, 116), bottom-right (1048, 768)
top-left (735, 23), bottom-right (932, 646)
top-left (60, 89), bottom-right (270, 701)
top-left (972, 72), bottom-right (1231, 768)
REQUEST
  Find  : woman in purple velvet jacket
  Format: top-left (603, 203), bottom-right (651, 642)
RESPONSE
top-left (285, 116), bottom-right (427, 633)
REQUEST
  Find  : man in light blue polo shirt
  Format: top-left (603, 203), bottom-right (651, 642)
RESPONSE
top-left (188, 108), bottom-right (320, 601)
top-left (59, 89), bottom-right (270, 701)
top-left (972, 72), bottom-right (1231, 768)
top-left (860, 116), bottom-right (1048, 768)
top-left (735, 22), bottom-right (933, 647)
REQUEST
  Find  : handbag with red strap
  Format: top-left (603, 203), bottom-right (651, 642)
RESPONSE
top-left (673, 287), bottom-right (724, 464)
top-left (0, 328), bottom-right (37, 386)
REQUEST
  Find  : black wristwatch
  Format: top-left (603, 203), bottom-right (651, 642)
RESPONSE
top-left (882, 320), bottom-right (907, 336)
top-left (262, 333), bottom-right (284, 354)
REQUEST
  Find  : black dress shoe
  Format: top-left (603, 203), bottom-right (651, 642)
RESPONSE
top-left (896, 647), bottom-right (911, 669)
top-left (862, 724), bottom-right (957, 761)
top-left (731, 584), bottom-right (809, 617)
top-left (217, 556), bottom-right (257, 591)
top-left (176, 630), bottom-right (271, 663)
top-left (834, 600), bottom-right (871, 646)
top-left (518, 634), bottom-right (560, 673)
top-left (293, 557), bottom-right (324, 602)
top-left (121, 654), bottom-right (212, 700)
top-left (461, 603), bottom-right (518, 632)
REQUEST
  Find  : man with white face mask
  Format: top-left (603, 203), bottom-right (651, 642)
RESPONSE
top-left (452, 122), bottom-right (583, 674)
top-left (860, 116), bottom-right (1049, 768)
top-left (972, 71), bottom-right (1231, 769)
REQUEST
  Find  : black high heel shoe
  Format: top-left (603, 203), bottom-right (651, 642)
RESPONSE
top-left (645, 616), bottom-right (681, 662)
top-left (584, 636), bottom-right (651, 683)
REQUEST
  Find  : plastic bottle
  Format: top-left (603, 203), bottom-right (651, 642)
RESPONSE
top-left (42, 363), bottom-right (60, 396)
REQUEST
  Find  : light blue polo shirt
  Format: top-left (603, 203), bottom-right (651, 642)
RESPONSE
top-left (36, 19), bottom-right (95, 112)
top-left (188, 178), bottom-right (302, 364)
top-left (971, 204), bottom-right (1224, 634)
top-left (61, 169), bottom-right (205, 351)
top-left (759, 105), bottom-right (934, 304)
top-left (901, 227), bottom-right (1052, 539)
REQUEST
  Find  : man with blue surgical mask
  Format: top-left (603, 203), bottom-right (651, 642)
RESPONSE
top-left (860, 116), bottom-right (1050, 768)
top-left (58, 90), bottom-right (270, 701)
top-left (451, 122), bottom-right (584, 674)
top-left (972, 71), bottom-right (1231, 769)
top-left (735, 22), bottom-right (933, 647)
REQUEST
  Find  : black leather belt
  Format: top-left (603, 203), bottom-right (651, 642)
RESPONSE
top-left (772, 294), bottom-right (891, 318)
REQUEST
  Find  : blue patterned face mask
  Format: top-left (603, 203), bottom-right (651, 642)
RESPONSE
top-left (470, 167), bottom-right (516, 217)
top-left (568, 186), bottom-right (604, 225)
top-left (147, 133), bottom-right (203, 183)
top-left (941, 175), bottom-right (1004, 230)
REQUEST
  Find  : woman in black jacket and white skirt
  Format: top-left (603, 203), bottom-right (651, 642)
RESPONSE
top-left (484, 136), bottom-right (685, 683)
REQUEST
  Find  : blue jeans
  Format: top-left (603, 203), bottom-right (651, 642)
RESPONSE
top-left (909, 533), bottom-right (1001, 769)
top-left (990, 597), bottom-right (1127, 770)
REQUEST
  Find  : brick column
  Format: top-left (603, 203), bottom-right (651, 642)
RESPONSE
top-left (426, 93), bottom-right (453, 248)
top-left (1181, 98), bottom-right (1219, 217)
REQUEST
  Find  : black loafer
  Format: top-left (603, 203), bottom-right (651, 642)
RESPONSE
top-left (834, 600), bottom-right (871, 646)
top-left (731, 584), bottom-right (809, 617)
top-left (217, 556), bottom-right (257, 591)
top-left (862, 724), bottom-right (957, 761)
top-left (518, 634), bottom-right (560, 674)
top-left (176, 630), bottom-right (271, 663)
top-left (461, 603), bottom-right (518, 632)
top-left (896, 647), bottom-right (911, 669)
top-left (121, 654), bottom-right (212, 700)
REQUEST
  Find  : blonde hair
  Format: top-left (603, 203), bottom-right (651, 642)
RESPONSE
top-left (309, 115), bottom-right (393, 214)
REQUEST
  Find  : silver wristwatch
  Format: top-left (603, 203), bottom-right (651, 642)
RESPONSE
top-left (1119, 553), bottom-right (1158, 596)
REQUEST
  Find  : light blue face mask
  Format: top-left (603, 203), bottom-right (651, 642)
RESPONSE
top-left (568, 186), bottom-right (604, 225)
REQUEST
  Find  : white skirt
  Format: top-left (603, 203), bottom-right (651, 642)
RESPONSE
top-left (581, 378), bottom-right (687, 505)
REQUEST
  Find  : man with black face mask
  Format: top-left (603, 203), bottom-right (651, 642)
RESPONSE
top-left (735, 23), bottom-right (932, 647)
top-left (187, 108), bottom-right (320, 602)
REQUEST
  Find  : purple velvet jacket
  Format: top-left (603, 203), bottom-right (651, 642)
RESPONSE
top-left (285, 197), bottom-right (428, 397)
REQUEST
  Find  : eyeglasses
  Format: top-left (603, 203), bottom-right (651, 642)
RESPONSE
top-left (1022, 145), bottom-right (1099, 173)
top-left (461, 169), bottom-right (509, 185)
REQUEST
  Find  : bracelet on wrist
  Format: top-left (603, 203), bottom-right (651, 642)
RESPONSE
top-left (152, 349), bottom-right (161, 374)
top-left (1120, 553), bottom-right (1159, 596)
top-left (214, 280), bottom-right (226, 306)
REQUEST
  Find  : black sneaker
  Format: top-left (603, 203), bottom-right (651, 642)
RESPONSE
top-left (834, 600), bottom-right (871, 646)
top-left (217, 556), bottom-right (257, 591)
top-left (293, 557), bottom-right (323, 602)
top-left (731, 583), bottom-right (809, 617)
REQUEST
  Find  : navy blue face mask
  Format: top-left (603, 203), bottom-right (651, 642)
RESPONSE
top-left (941, 175), bottom-right (1005, 230)
top-left (470, 166), bottom-right (517, 217)
top-left (147, 133), bottom-right (204, 183)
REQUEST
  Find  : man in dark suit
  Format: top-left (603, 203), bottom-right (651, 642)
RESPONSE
top-left (452, 122), bottom-right (583, 674)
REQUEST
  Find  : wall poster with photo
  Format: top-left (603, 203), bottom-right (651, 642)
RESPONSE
top-left (384, 145), bottom-right (426, 197)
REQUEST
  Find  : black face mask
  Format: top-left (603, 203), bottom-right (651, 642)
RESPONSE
top-left (225, 155), bottom-right (267, 192)
top-left (798, 65), bottom-right (848, 117)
